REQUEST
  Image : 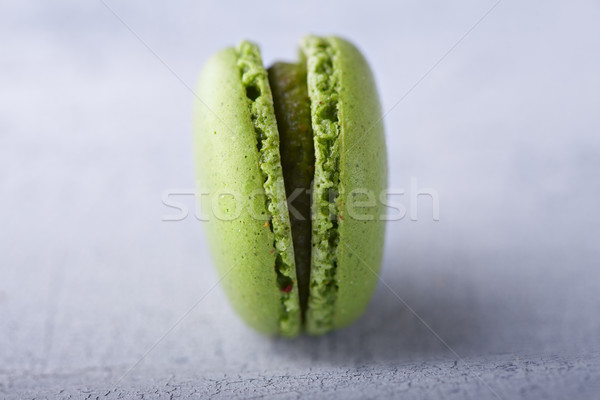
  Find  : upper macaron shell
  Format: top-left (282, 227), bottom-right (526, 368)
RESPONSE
top-left (193, 46), bottom-right (300, 336)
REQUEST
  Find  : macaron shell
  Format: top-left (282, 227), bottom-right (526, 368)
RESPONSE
top-left (193, 47), bottom-right (291, 335)
top-left (194, 38), bottom-right (386, 336)
top-left (331, 37), bottom-right (387, 329)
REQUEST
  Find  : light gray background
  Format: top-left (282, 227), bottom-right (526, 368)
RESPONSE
top-left (1, 0), bottom-right (600, 398)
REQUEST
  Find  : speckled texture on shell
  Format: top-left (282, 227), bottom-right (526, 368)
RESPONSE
top-left (326, 37), bottom-right (387, 330)
top-left (301, 36), bottom-right (387, 333)
top-left (193, 47), bottom-right (300, 336)
top-left (235, 41), bottom-right (301, 336)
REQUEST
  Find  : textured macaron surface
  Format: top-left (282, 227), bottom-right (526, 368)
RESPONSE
top-left (324, 37), bottom-right (386, 330)
top-left (301, 36), bottom-right (387, 334)
top-left (194, 36), bottom-right (386, 336)
top-left (300, 37), bottom-right (343, 334)
top-left (194, 43), bottom-right (301, 337)
top-left (236, 42), bottom-right (300, 336)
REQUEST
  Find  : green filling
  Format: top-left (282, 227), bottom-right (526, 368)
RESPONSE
top-left (268, 62), bottom-right (315, 319)
top-left (236, 41), bottom-right (300, 336)
top-left (301, 37), bottom-right (341, 334)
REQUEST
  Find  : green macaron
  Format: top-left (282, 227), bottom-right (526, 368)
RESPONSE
top-left (194, 35), bottom-right (387, 337)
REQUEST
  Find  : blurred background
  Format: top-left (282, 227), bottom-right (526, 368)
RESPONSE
top-left (1, 0), bottom-right (599, 398)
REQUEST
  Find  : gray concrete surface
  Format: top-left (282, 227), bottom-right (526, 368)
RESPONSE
top-left (1, 1), bottom-right (600, 398)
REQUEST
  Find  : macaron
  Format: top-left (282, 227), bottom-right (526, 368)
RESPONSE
top-left (194, 36), bottom-right (387, 337)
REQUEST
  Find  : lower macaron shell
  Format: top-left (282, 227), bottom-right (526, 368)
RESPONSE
top-left (322, 37), bottom-right (387, 330)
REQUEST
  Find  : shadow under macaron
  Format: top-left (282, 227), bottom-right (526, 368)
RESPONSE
top-left (266, 248), bottom-right (497, 366)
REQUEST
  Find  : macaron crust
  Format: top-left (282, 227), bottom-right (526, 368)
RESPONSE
top-left (194, 36), bottom-right (386, 337)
